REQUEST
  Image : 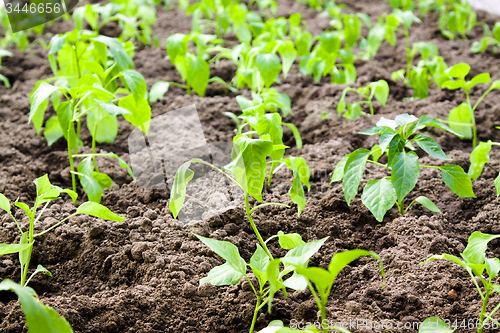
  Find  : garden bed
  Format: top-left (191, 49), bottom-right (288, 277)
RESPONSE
top-left (1, 0), bottom-right (500, 332)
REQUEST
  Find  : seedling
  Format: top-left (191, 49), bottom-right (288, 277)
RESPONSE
top-left (0, 174), bottom-right (125, 287)
top-left (421, 231), bottom-right (500, 332)
top-left (195, 233), bottom-right (327, 333)
top-left (29, 29), bottom-right (142, 201)
top-left (0, 279), bottom-right (73, 333)
top-left (337, 80), bottom-right (389, 118)
top-left (331, 114), bottom-right (475, 221)
top-left (471, 22), bottom-right (500, 54)
top-left (441, 63), bottom-right (500, 147)
top-left (467, 139), bottom-right (500, 197)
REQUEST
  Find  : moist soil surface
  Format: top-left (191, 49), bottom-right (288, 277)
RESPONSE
top-left (1, 0), bottom-right (500, 332)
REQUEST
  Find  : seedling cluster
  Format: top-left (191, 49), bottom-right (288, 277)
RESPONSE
top-left (2, 0), bottom-right (500, 332)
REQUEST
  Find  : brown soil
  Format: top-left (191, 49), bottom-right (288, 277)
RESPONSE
top-left (2, 0), bottom-right (500, 332)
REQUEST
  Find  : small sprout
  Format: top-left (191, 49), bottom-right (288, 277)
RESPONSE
top-left (337, 80), bottom-right (389, 118)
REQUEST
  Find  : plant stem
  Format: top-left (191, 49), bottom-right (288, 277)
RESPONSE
top-left (21, 213), bottom-right (35, 287)
top-left (368, 97), bottom-right (375, 116)
top-left (478, 290), bottom-right (491, 333)
top-left (92, 125), bottom-right (98, 171)
top-left (68, 120), bottom-right (77, 193)
top-left (249, 296), bottom-right (261, 333)
top-left (245, 194), bottom-right (273, 260)
top-left (466, 93), bottom-right (478, 148)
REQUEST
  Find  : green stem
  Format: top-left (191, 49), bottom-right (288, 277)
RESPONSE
top-left (21, 212), bottom-right (35, 287)
top-left (92, 125), bottom-right (98, 171)
top-left (34, 213), bottom-right (76, 238)
top-left (68, 120), bottom-right (77, 193)
top-left (245, 194), bottom-right (273, 260)
top-left (478, 290), bottom-right (491, 333)
top-left (368, 98), bottom-right (374, 116)
top-left (249, 296), bottom-right (261, 333)
top-left (367, 159), bottom-right (389, 169)
top-left (267, 163), bottom-right (275, 186)
top-left (466, 93), bottom-right (478, 148)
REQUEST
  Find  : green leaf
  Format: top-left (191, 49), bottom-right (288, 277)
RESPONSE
top-left (256, 53), bottom-right (282, 88)
top-left (469, 73), bottom-right (491, 87)
top-left (43, 116), bottom-right (64, 146)
top-left (410, 116), bottom-right (460, 137)
top-left (415, 196), bottom-right (441, 213)
top-left (495, 173), bottom-right (500, 198)
top-left (92, 36), bottom-right (134, 70)
top-left (77, 159), bottom-right (103, 203)
top-left (0, 243), bottom-right (31, 256)
top-left (468, 141), bottom-right (491, 180)
top-left (166, 33), bottom-right (188, 65)
top-left (76, 202), bottom-right (125, 221)
top-left (283, 123), bottom-right (302, 150)
top-left (463, 231), bottom-right (500, 265)
top-left (278, 41), bottom-right (297, 79)
top-left (95, 101), bottom-right (131, 116)
top-left (448, 103), bottom-right (473, 140)
top-left (440, 165), bottom-right (475, 198)
top-left (277, 231), bottom-right (305, 250)
top-left (361, 178), bottom-right (397, 222)
top-left (281, 237), bottom-right (328, 267)
top-left (413, 134), bottom-right (451, 160)
top-left (342, 148), bottom-right (371, 205)
top-left (379, 128), bottom-right (397, 153)
top-left (0, 193), bottom-right (11, 213)
top-left (15, 201), bottom-right (31, 217)
top-left (330, 155), bottom-right (349, 183)
top-left (328, 249), bottom-right (382, 282)
top-left (257, 113), bottom-right (284, 161)
top-left (250, 244), bottom-right (269, 285)
top-left (86, 108), bottom-right (118, 144)
top-left (199, 262), bottom-right (244, 286)
top-left (195, 234), bottom-right (247, 275)
top-left (371, 80), bottom-right (389, 106)
top-left (29, 82), bottom-right (59, 130)
top-left (34, 174), bottom-right (52, 198)
top-left (232, 136), bottom-right (273, 201)
top-left (120, 70), bottom-right (147, 101)
top-left (118, 94), bottom-right (152, 135)
top-left (418, 317), bottom-right (455, 333)
top-left (486, 258), bottom-right (500, 279)
top-left (394, 113), bottom-right (418, 127)
top-left (446, 63), bottom-right (470, 79)
top-left (295, 266), bottom-right (334, 298)
top-left (169, 161), bottom-right (194, 219)
top-left (290, 157), bottom-right (310, 190)
top-left (283, 159), bottom-right (307, 215)
top-left (0, 279), bottom-right (74, 333)
top-left (186, 55), bottom-right (210, 97)
top-left (391, 151), bottom-right (420, 204)
top-left (149, 81), bottom-right (170, 103)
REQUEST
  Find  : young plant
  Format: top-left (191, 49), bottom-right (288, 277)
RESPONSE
top-left (471, 23), bottom-right (500, 54)
top-left (421, 231), bottom-right (500, 333)
top-left (0, 48), bottom-right (12, 88)
top-left (467, 139), bottom-right (500, 197)
top-left (331, 114), bottom-right (475, 222)
top-left (441, 63), bottom-right (500, 148)
top-left (337, 79), bottom-right (389, 118)
top-left (29, 29), bottom-right (142, 202)
top-left (195, 233), bottom-right (327, 333)
top-left (0, 174), bottom-right (125, 287)
top-left (0, 279), bottom-right (73, 333)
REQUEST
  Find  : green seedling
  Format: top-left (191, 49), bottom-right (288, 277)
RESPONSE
top-left (72, 0), bottom-right (158, 46)
top-left (421, 231), bottom-right (500, 332)
top-left (0, 8), bottom-right (43, 50)
top-left (0, 49), bottom-right (13, 88)
top-left (29, 29), bottom-right (141, 202)
top-left (0, 174), bottom-right (125, 287)
top-left (319, 110), bottom-right (331, 120)
top-left (386, 0), bottom-right (414, 11)
top-left (337, 79), bottom-right (389, 118)
top-left (196, 233), bottom-right (327, 333)
top-left (471, 22), bottom-right (500, 54)
top-left (0, 279), bottom-right (73, 333)
top-left (467, 139), bottom-right (500, 197)
top-left (331, 114), bottom-right (475, 221)
top-left (441, 63), bottom-right (500, 147)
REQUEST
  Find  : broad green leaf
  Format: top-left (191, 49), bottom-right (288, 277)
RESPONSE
top-left (440, 165), bottom-right (475, 198)
top-left (281, 237), bottom-right (328, 267)
top-left (421, 253), bottom-right (468, 270)
top-left (0, 243), bottom-right (31, 256)
top-left (358, 126), bottom-right (387, 135)
top-left (0, 193), bottom-right (11, 213)
top-left (448, 103), bottom-right (472, 140)
top-left (15, 201), bottom-right (31, 217)
top-left (169, 161), bottom-right (194, 219)
top-left (491, 80), bottom-right (500, 90)
top-left (387, 135), bottom-right (404, 167)
top-left (495, 173), bottom-right (500, 198)
top-left (29, 82), bottom-right (59, 130)
top-left (256, 53), bottom-right (281, 88)
top-left (76, 202), bottom-right (125, 221)
top-left (330, 155), bottom-right (349, 183)
top-left (290, 157), bottom-right (310, 190)
top-left (43, 116), bottom-right (64, 146)
top-left (486, 258), bottom-right (500, 279)
top-left (394, 113), bottom-right (418, 127)
top-left (257, 113), bottom-right (284, 161)
top-left (118, 94), bottom-right (152, 135)
top-left (233, 136), bottom-right (273, 201)
top-left (283, 123), bottom-right (302, 149)
top-left (95, 101), bottom-right (131, 117)
top-left (187, 55), bottom-right (210, 97)
top-left (277, 231), bottom-right (305, 250)
top-left (285, 159), bottom-right (306, 215)
top-left (342, 148), bottom-right (371, 205)
top-left (195, 234), bottom-right (247, 275)
top-left (379, 128), bottom-right (397, 153)
top-left (282, 272), bottom-right (308, 291)
top-left (77, 158), bottom-right (103, 203)
top-left (120, 70), bottom-right (147, 101)
top-left (446, 63), bottom-right (470, 79)
top-left (391, 151), bottom-right (420, 204)
top-left (371, 80), bottom-right (389, 106)
top-left (250, 244), bottom-right (269, 280)
top-left (413, 134), bottom-right (451, 160)
top-left (415, 196), bottom-right (440, 213)
top-left (441, 79), bottom-right (465, 90)
top-left (469, 73), bottom-right (491, 87)
top-left (295, 266), bottom-right (334, 297)
top-left (418, 317), bottom-right (455, 333)
top-left (463, 231), bottom-right (500, 265)
top-left (344, 102), bottom-right (362, 119)
top-left (278, 41), bottom-right (297, 79)
top-left (0, 279), bottom-right (74, 333)
top-left (92, 36), bottom-right (133, 70)
top-left (199, 262), bottom-right (244, 286)
top-left (266, 258), bottom-right (284, 313)
top-left (468, 141), bottom-right (491, 180)
top-left (34, 174), bottom-right (52, 198)
top-left (361, 178), bottom-right (396, 222)
top-left (328, 249), bottom-right (382, 282)
top-left (149, 81), bottom-right (170, 103)
top-left (410, 116), bottom-right (459, 137)
top-left (87, 108), bottom-right (118, 144)
top-left (166, 33), bottom-right (188, 64)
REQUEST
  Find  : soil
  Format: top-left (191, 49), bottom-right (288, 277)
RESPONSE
top-left (1, 0), bottom-right (500, 332)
